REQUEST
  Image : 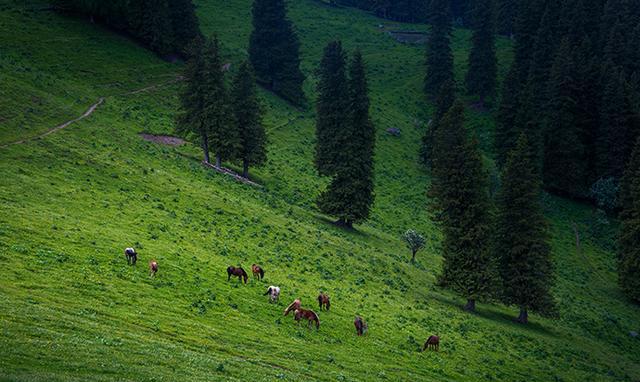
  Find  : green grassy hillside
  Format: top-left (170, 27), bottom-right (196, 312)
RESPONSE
top-left (1, 1), bottom-right (639, 381)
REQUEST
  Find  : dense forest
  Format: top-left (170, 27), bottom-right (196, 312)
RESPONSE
top-left (51, 0), bottom-right (201, 56)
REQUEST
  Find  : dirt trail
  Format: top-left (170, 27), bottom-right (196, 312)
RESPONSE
top-left (0, 77), bottom-right (182, 150)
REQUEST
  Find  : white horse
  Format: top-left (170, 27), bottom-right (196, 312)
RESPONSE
top-left (264, 286), bottom-right (280, 303)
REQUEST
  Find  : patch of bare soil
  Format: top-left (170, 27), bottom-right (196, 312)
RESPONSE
top-left (139, 133), bottom-right (186, 146)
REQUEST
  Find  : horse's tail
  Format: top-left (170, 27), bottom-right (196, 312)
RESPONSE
top-left (259, 268), bottom-right (264, 279)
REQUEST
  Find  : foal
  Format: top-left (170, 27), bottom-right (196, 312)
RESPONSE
top-left (318, 292), bottom-right (330, 311)
top-left (264, 286), bottom-right (280, 303)
top-left (124, 247), bottom-right (137, 265)
top-left (294, 308), bottom-right (320, 329)
top-left (251, 264), bottom-right (265, 280)
top-left (227, 266), bottom-right (248, 284)
top-left (149, 260), bottom-right (158, 277)
top-left (422, 335), bottom-right (440, 351)
top-left (284, 299), bottom-right (301, 316)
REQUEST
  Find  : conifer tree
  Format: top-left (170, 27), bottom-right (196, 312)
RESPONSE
top-left (176, 37), bottom-right (209, 162)
top-left (202, 36), bottom-right (238, 168)
top-left (138, 0), bottom-right (175, 57)
top-left (314, 41), bottom-right (349, 177)
top-left (618, 137), bottom-right (640, 302)
top-left (542, 38), bottom-right (587, 197)
top-left (424, 0), bottom-right (454, 98)
top-left (431, 101), bottom-right (496, 312)
top-left (495, 0), bottom-right (516, 36)
top-left (249, 0), bottom-right (305, 105)
top-left (465, 0), bottom-right (497, 105)
top-left (495, 65), bottom-right (520, 167)
top-left (230, 61), bottom-right (267, 178)
top-left (496, 134), bottom-right (556, 324)
top-left (317, 50), bottom-right (376, 228)
top-left (420, 78), bottom-right (455, 167)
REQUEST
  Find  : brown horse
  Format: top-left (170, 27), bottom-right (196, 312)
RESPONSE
top-left (422, 335), bottom-right (440, 351)
top-left (284, 299), bottom-right (301, 316)
top-left (149, 260), bottom-right (158, 277)
top-left (251, 264), bottom-right (264, 280)
top-left (294, 308), bottom-right (320, 329)
top-left (318, 292), bottom-right (330, 311)
top-left (227, 266), bottom-right (248, 284)
top-left (354, 316), bottom-right (368, 336)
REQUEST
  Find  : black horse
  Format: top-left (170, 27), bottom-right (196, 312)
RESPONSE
top-left (227, 266), bottom-right (248, 284)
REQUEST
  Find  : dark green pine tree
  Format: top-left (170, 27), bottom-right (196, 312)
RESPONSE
top-left (511, 0), bottom-right (546, 83)
top-left (431, 101), bottom-right (496, 312)
top-left (202, 36), bottom-right (238, 168)
top-left (168, 0), bottom-right (201, 55)
top-left (496, 134), bottom-right (556, 324)
top-left (176, 37), bottom-right (209, 162)
top-left (542, 38), bottom-right (588, 197)
top-left (495, 65), bottom-right (520, 167)
top-left (230, 61), bottom-right (267, 178)
top-left (424, 0), bottom-right (454, 98)
top-left (596, 62), bottom-right (640, 180)
top-left (314, 41), bottom-right (349, 177)
top-left (495, 0), bottom-right (516, 36)
top-left (317, 50), bottom-right (376, 228)
top-left (465, 0), bottom-right (497, 105)
top-left (618, 137), bottom-right (640, 302)
top-left (138, 0), bottom-right (175, 57)
top-left (248, 0), bottom-right (305, 105)
top-left (420, 78), bottom-right (455, 167)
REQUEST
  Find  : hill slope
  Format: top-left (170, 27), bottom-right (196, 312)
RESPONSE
top-left (1, 1), bottom-right (639, 381)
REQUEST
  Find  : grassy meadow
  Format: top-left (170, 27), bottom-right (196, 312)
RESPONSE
top-left (0, 0), bottom-right (639, 381)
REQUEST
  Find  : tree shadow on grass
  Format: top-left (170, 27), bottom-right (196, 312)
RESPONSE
top-left (312, 214), bottom-right (373, 239)
top-left (427, 291), bottom-right (557, 338)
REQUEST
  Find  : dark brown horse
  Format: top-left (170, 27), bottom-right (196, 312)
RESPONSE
top-left (149, 260), bottom-right (158, 277)
top-left (251, 264), bottom-right (264, 280)
top-left (227, 266), bottom-right (248, 284)
top-left (354, 316), bottom-right (368, 336)
top-left (284, 299), bottom-right (301, 316)
top-left (294, 308), bottom-right (320, 329)
top-left (422, 335), bottom-right (440, 351)
top-left (318, 292), bottom-right (330, 311)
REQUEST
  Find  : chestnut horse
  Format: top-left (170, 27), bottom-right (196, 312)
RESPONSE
top-left (251, 264), bottom-right (265, 280)
top-left (294, 308), bottom-right (320, 329)
top-left (149, 260), bottom-right (158, 277)
top-left (422, 335), bottom-right (439, 351)
top-left (227, 266), bottom-right (248, 284)
top-left (318, 292), bottom-right (330, 311)
top-left (354, 316), bottom-right (368, 336)
top-left (284, 299), bottom-right (301, 316)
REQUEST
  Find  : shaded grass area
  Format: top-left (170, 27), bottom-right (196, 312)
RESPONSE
top-left (0, 0), bottom-right (639, 381)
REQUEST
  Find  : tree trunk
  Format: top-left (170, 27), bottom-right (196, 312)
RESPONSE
top-left (463, 299), bottom-right (476, 312)
top-left (515, 307), bottom-right (528, 324)
top-left (243, 160), bottom-right (249, 178)
top-left (411, 250), bottom-right (417, 263)
top-left (335, 218), bottom-right (353, 229)
top-left (215, 153), bottom-right (221, 169)
top-left (201, 134), bottom-right (210, 164)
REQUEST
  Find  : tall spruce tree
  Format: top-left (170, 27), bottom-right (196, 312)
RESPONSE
top-left (168, 0), bottom-right (201, 54)
top-left (176, 37), bottom-right (209, 162)
top-left (249, 0), bottom-right (305, 105)
top-left (495, 65), bottom-right (520, 167)
top-left (424, 0), bottom-right (454, 98)
top-left (138, 0), bottom-right (175, 57)
top-left (317, 50), bottom-right (376, 228)
top-left (431, 101), bottom-right (496, 312)
top-left (202, 36), bottom-right (238, 168)
top-left (496, 0), bottom-right (516, 36)
top-left (465, 0), bottom-right (497, 105)
top-left (314, 41), bottom-right (349, 177)
top-left (230, 61), bottom-right (267, 178)
top-left (420, 78), bottom-right (455, 167)
top-left (618, 137), bottom-right (640, 302)
top-left (496, 134), bottom-right (556, 324)
top-left (542, 38), bottom-right (588, 197)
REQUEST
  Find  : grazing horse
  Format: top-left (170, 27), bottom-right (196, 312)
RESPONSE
top-left (227, 266), bottom-right (248, 284)
top-left (149, 260), bottom-right (158, 277)
top-left (251, 264), bottom-right (265, 280)
top-left (318, 292), bottom-right (330, 311)
top-left (284, 299), bottom-right (301, 316)
top-left (124, 247), bottom-right (137, 265)
top-left (294, 308), bottom-right (320, 329)
top-left (264, 286), bottom-right (280, 303)
top-left (422, 335), bottom-right (440, 351)
top-left (354, 316), bottom-right (368, 336)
